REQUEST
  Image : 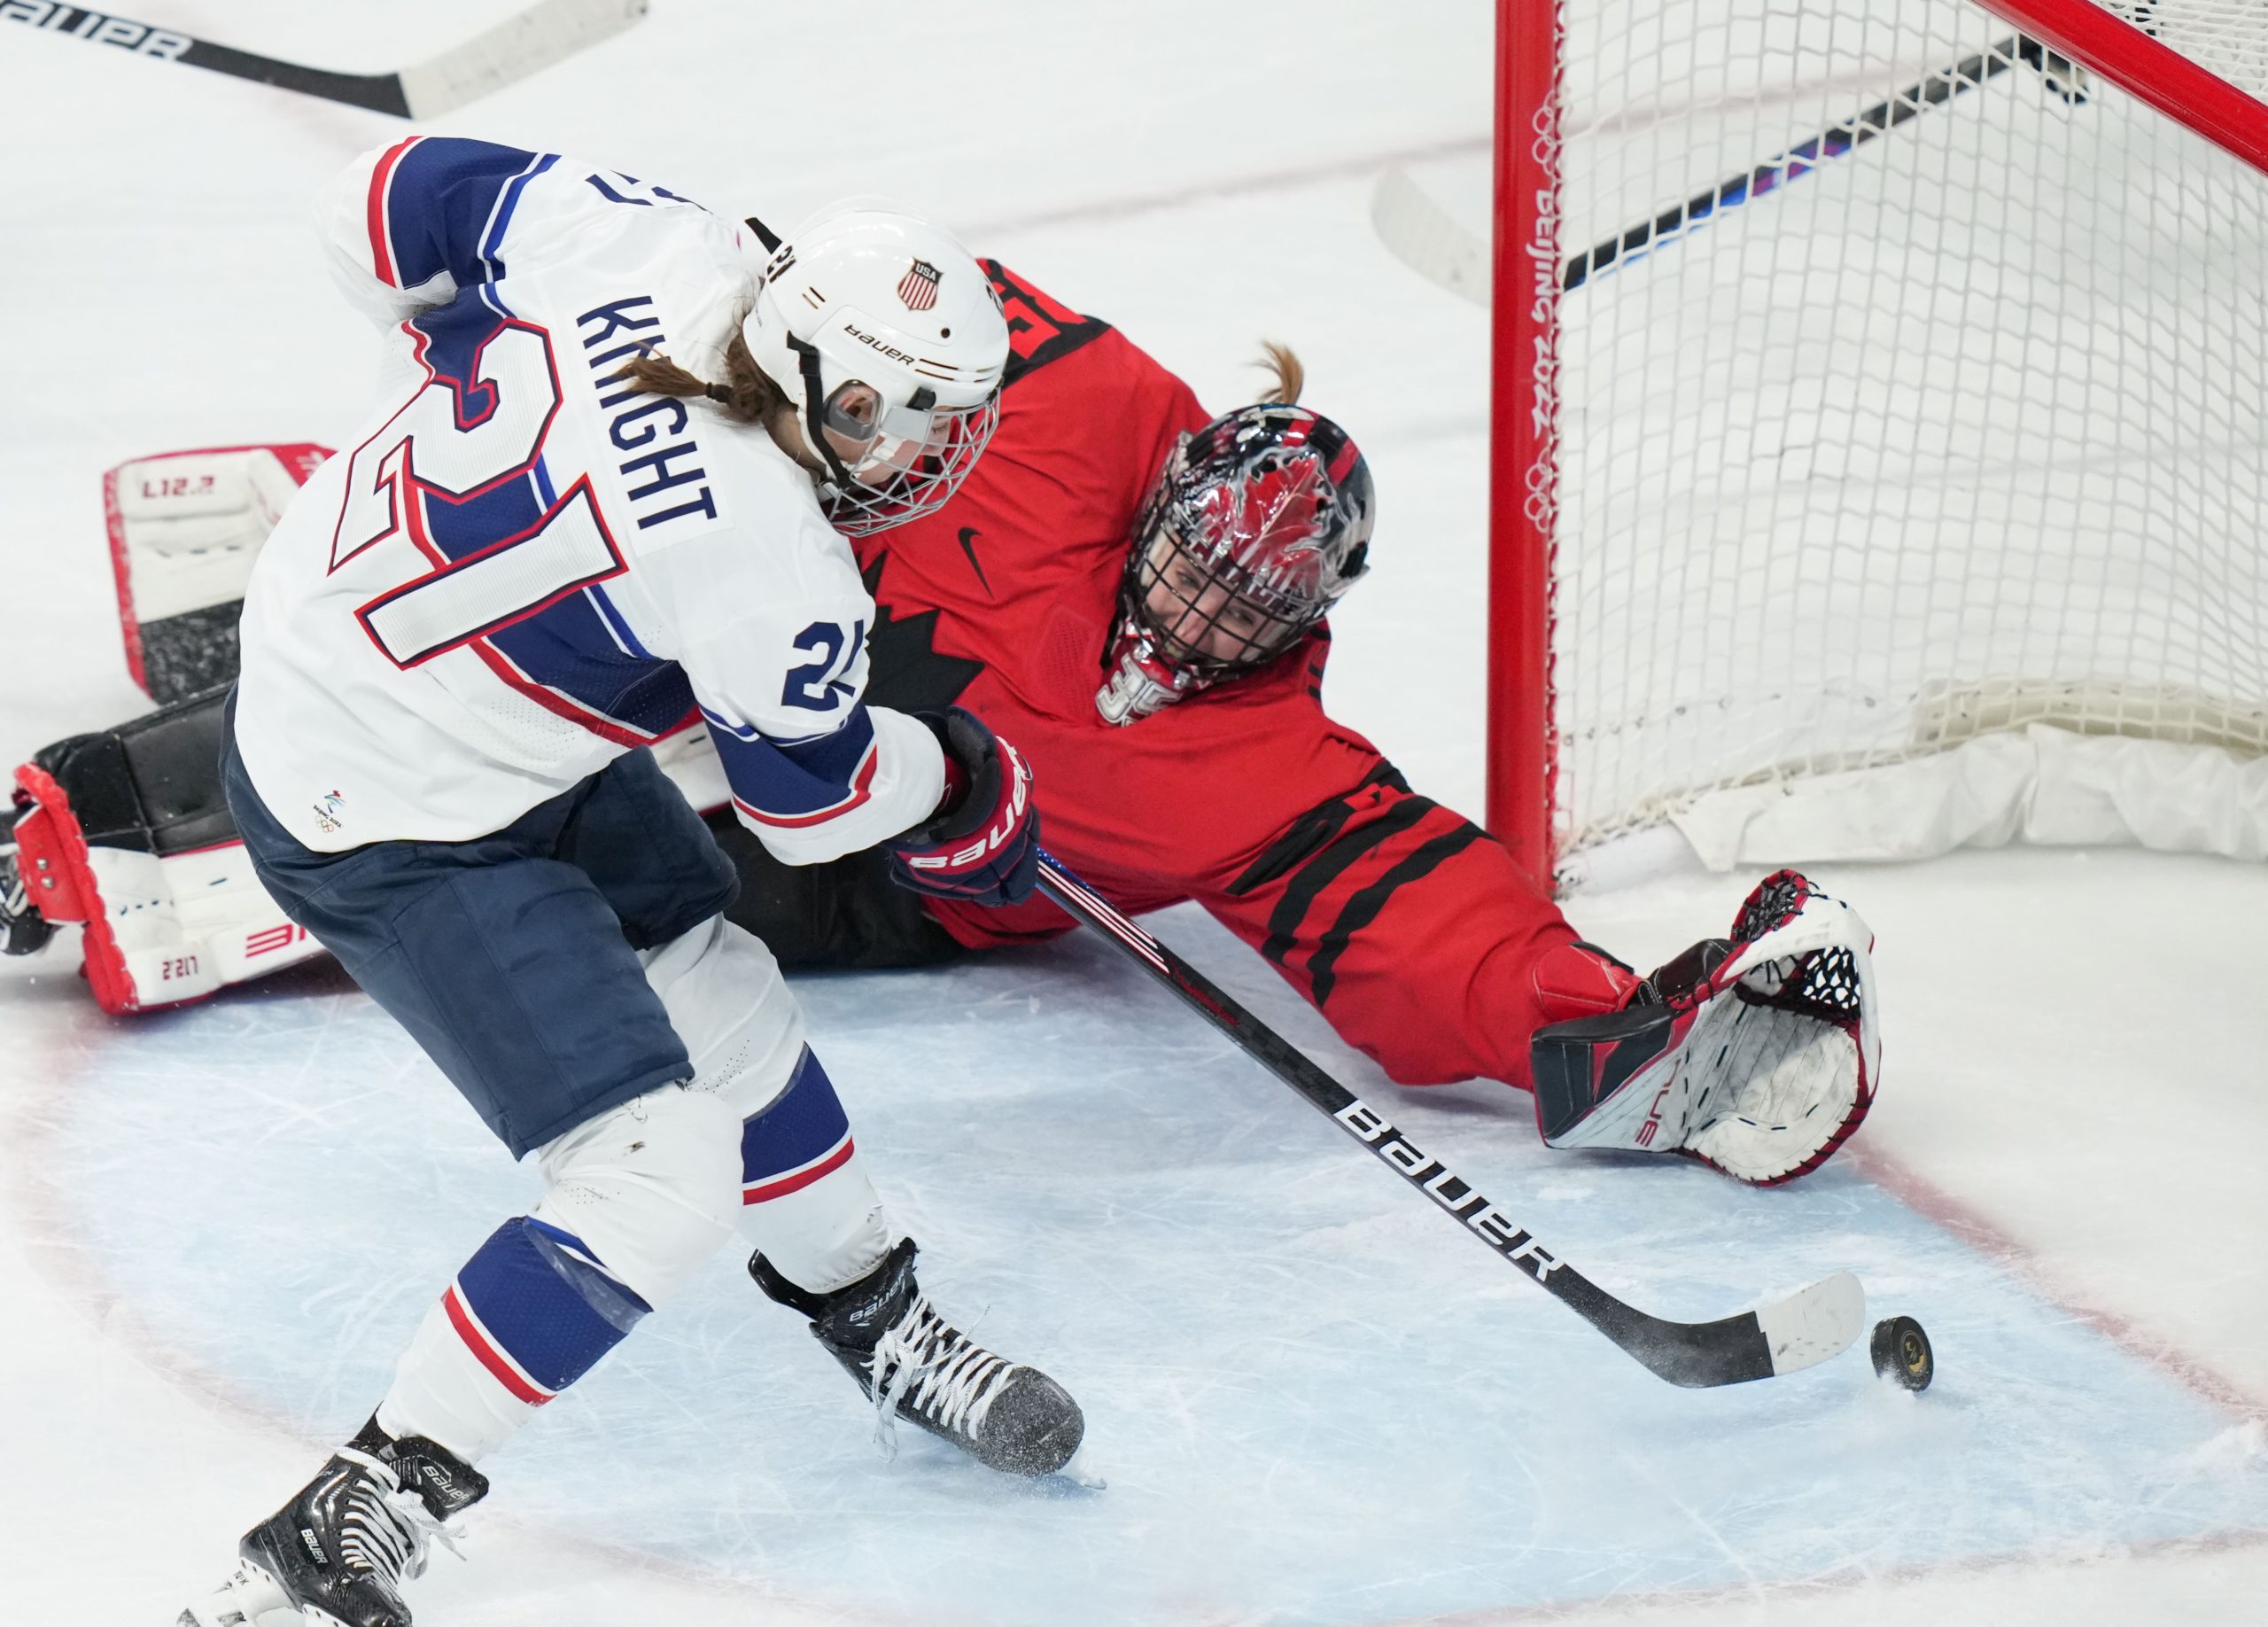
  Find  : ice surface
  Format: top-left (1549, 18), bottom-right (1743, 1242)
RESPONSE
top-left (23, 915), bottom-right (2268, 1625)
top-left (0, 3), bottom-right (2264, 1623)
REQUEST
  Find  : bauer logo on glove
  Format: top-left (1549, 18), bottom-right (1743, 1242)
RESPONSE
top-left (886, 708), bottom-right (1041, 907)
top-left (901, 743), bottom-right (1030, 874)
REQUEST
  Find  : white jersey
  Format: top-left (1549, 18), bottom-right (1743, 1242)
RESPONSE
top-left (234, 136), bottom-right (943, 859)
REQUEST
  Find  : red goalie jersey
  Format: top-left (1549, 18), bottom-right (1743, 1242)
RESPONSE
top-left (856, 265), bottom-right (1623, 1093)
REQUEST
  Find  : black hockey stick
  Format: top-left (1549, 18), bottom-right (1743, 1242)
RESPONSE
top-left (1564, 35), bottom-right (2084, 290)
top-left (3, 0), bottom-right (648, 120)
top-left (1373, 34), bottom-right (2086, 302)
top-left (1034, 852), bottom-right (1864, 1389)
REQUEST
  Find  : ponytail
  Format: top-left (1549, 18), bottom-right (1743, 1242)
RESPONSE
top-left (1255, 341), bottom-right (1304, 406)
top-left (610, 331), bottom-right (788, 424)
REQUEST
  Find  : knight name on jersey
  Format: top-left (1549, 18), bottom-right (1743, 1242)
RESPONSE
top-left (1332, 1100), bottom-right (1565, 1280)
top-left (576, 295), bottom-right (721, 535)
top-left (0, 3), bottom-right (188, 56)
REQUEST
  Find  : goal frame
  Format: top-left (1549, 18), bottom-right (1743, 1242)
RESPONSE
top-left (1484, 0), bottom-right (2268, 890)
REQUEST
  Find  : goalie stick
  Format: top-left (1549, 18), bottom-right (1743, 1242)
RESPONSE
top-left (1371, 33), bottom-right (2083, 304)
top-left (1, 0), bottom-right (648, 120)
top-left (1033, 852), bottom-right (1866, 1389)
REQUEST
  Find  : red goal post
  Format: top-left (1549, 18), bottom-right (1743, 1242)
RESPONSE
top-left (1487, 0), bottom-right (2268, 891)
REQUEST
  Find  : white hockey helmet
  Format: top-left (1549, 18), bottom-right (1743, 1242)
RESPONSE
top-left (740, 201), bottom-right (1009, 535)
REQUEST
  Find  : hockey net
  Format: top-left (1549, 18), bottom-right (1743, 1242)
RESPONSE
top-left (1487, 0), bottom-right (2268, 886)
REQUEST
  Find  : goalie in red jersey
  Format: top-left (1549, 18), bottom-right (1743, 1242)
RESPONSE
top-left (2, 261), bottom-right (1879, 1186)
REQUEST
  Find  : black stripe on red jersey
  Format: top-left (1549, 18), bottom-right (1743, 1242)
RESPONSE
top-left (1253, 792), bottom-right (1438, 970)
top-left (982, 261), bottom-right (1113, 389)
top-left (1304, 819), bottom-right (1490, 1007)
top-left (1229, 760), bottom-right (1410, 898)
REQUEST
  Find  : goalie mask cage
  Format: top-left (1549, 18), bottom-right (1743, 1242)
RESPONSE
top-left (1486, 0), bottom-right (2268, 889)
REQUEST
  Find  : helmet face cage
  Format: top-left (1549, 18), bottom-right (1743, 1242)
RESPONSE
top-left (786, 331), bottom-right (1002, 536)
top-left (742, 204), bottom-right (1011, 539)
top-left (1125, 524), bottom-right (1309, 676)
top-left (1120, 404), bottom-right (1375, 681)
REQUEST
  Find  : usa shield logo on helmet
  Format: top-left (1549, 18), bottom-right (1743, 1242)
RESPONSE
top-left (897, 259), bottom-right (942, 312)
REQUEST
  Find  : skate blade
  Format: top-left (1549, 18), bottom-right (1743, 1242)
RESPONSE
top-left (1046, 1443), bottom-right (1108, 1492)
top-left (175, 1561), bottom-right (293, 1626)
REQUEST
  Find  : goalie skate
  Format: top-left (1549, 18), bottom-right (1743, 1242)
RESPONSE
top-left (1530, 870), bottom-right (1880, 1185)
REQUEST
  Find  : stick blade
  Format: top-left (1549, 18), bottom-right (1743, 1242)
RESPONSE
top-left (399, 0), bottom-right (649, 120)
top-left (1370, 167), bottom-right (1489, 307)
top-left (1755, 1270), bottom-right (1866, 1376)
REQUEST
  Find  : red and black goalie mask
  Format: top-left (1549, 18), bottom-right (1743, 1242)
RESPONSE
top-left (1097, 404), bottom-right (1375, 726)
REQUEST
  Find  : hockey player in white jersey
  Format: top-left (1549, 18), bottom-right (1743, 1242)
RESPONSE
top-left (182, 136), bottom-right (1078, 1627)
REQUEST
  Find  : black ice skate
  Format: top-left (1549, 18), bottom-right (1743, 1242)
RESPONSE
top-left (178, 1416), bottom-right (486, 1627)
top-left (751, 1237), bottom-right (1084, 1477)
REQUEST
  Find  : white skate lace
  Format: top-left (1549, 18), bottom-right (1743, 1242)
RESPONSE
top-left (864, 1294), bottom-right (1019, 1455)
top-left (332, 1448), bottom-right (465, 1586)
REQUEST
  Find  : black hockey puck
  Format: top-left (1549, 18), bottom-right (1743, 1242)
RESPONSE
top-left (1869, 1315), bottom-right (1934, 1391)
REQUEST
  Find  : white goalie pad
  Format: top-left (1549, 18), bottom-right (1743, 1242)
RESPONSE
top-left (105, 442), bottom-right (330, 702)
top-left (78, 841), bottom-right (324, 1010)
top-left (12, 689), bottom-right (325, 1015)
top-left (1533, 872), bottom-right (1880, 1185)
top-left (12, 765), bottom-right (323, 1016)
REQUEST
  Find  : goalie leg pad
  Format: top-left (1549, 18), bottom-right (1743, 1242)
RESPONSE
top-left (1531, 870), bottom-right (1879, 1185)
top-left (105, 443), bottom-right (330, 703)
top-left (10, 687), bottom-right (318, 1014)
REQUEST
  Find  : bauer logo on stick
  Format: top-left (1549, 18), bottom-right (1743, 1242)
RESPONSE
top-left (897, 258), bottom-right (942, 312)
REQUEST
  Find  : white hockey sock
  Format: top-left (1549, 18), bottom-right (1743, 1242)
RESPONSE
top-left (375, 1213), bottom-right (648, 1464)
top-left (378, 1083), bottom-right (742, 1462)
top-left (736, 1047), bottom-right (897, 1294)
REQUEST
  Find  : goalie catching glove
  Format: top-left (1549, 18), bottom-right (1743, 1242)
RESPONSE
top-left (1529, 870), bottom-right (1879, 1185)
top-left (885, 708), bottom-right (1040, 907)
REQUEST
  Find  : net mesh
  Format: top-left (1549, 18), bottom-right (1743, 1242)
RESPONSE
top-left (2112, 1), bottom-right (2268, 98)
top-left (1546, 0), bottom-right (2268, 860)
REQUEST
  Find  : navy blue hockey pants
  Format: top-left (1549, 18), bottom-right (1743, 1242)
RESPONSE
top-left (221, 697), bottom-right (739, 1158)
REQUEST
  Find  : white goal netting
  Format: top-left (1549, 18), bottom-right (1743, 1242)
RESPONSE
top-left (1543, 0), bottom-right (2268, 873)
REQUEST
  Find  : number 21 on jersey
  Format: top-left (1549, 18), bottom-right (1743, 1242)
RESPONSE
top-left (330, 313), bottom-right (625, 668)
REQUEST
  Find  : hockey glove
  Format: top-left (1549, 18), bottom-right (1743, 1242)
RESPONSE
top-left (1527, 870), bottom-right (1879, 1185)
top-left (886, 708), bottom-right (1040, 907)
